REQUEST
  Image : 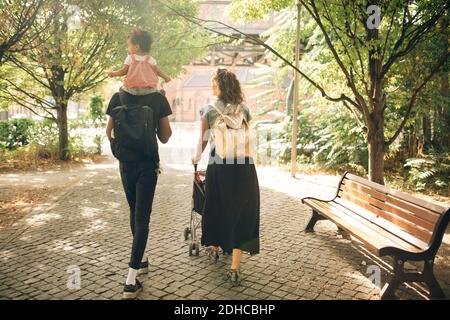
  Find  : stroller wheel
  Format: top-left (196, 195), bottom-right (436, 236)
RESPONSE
top-left (184, 227), bottom-right (190, 241)
top-left (189, 243), bottom-right (194, 256)
top-left (195, 242), bottom-right (200, 256)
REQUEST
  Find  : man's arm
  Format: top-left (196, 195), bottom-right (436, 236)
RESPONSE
top-left (157, 116), bottom-right (172, 144)
top-left (106, 116), bottom-right (114, 140)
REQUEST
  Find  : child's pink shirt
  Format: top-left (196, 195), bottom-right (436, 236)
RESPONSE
top-left (123, 54), bottom-right (158, 89)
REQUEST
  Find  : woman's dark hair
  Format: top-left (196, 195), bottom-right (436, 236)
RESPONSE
top-left (129, 28), bottom-right (153, 53)
top-left (213, 68), bottom-right (244, 105)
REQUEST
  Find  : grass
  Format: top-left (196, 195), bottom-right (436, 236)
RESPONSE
top-left (0, 144), bottom-right (106, 173)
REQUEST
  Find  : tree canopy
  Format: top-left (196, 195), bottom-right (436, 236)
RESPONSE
top-left (0, 0), bottom-right (210, 159)
top-left (230, 0), bottom-right (449, 184)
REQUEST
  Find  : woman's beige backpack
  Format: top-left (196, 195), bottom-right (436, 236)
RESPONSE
top-left (210, 102), bottom-right (254, 160)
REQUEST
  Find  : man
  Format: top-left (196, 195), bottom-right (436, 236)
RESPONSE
top-left (106, 90), bottom-right (172, 299)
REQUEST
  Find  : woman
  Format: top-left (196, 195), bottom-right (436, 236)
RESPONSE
top-left (106, 90), bottom-right (172, 299)
top-left (192, 68), bottom-right (260, 286)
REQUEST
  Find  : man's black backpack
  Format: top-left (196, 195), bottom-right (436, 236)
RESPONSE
top-left (109, 99), bottom-right (158, 163)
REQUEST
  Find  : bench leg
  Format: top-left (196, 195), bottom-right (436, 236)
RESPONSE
top-left (423, 259), bottom-right (445, 300)
top-left (305, 210), bottom-right (326, 233)
top-left (380, 258), bottom-right (404, 300)
top-left (381, 258), bottom-right (446, 300)
top-left (337, 227), bottom-right (352, 240)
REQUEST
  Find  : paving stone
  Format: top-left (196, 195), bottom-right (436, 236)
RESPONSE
top-left (1, 157), bottom-right (447, 301)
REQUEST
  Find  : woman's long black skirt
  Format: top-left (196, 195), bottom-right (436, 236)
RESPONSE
top-left (201, 156), bottom-right (260, 255)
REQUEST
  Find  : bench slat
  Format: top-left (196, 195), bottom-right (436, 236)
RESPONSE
top-left (340, 185), bottom-right (435, 232)
top-left (342, 179), bottom-right (388, 202)
top-left (338, 192), bottom-right (433, 244)
top-left (327, 200), bottom-right (425, 252)
top-left (385, 194), bottom-right (440, 224)
top-left (303, 199), bottom-right (422, 255)
top-left (342, 179), bottom-right (439, 224)
top-left (303, 199), bottom-right (389, 254)
top-left (333, 197), bottom-right (429, 250)
top-left (339, 184), bottom-right (436, 232)
top-left (345, 174), bottom-right (447, 214)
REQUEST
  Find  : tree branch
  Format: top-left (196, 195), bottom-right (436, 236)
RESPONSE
top-left (386, 51), bottom-right (450, 146)
top-left (300, 0), bottom-right (370, 121)
top-left (343, 100), bottom-right (367, 132)
top-left (1, 77), bottom-right (56, 112)
top-left (321, 1), bottom-right (360, 80)
top-left (0, 86), bottom-right (57, 121)
top-left (382, 2), bottom-right (449, 76)
top-left (0, 0), bottom-right (59, 64)
top-left (7, 56), bottom-right (51, 90)
top-left (154, 0), bottom-right (359, 107)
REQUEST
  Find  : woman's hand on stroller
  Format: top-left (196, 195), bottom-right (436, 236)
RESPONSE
top-left (192, 154), bottom-right (201, 166)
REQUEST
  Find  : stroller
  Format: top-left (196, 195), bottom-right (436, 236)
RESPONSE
top-left (183, 164), bottom-right (206, 256)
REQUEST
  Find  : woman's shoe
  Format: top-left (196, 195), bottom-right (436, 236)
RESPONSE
top-left (206, 247), bottom-right (220, 264)
top-left (225, 269), bottom-right (241, 287)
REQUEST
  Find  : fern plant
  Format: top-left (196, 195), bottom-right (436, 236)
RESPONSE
top-left (404, 155), bottom-right (450, 191)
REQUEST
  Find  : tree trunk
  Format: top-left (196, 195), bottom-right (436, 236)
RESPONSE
top-left (51, 1), bottom-right (69, 161)
top-left (422, 116), bottom-right (431, 151)
top-left (410, 129), bottom-right (418, 157)
top-left (57, 103), bottom-right (69, 161)
top-left (441, 71), bottom-right (450, 148)
top-left (366, 14), bottom-right (385, 185)
top-left (368, 135), bottom-right (385, 185)
top-left (441, 8), bottom-right (450, 147)
top-left (367, 112), bottom-right (385, 185)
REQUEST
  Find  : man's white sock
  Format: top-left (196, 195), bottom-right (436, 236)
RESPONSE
top-left (126, 268), bottom-right (138, 285)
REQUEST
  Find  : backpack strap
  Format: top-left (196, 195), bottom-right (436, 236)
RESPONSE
top-left (118, 90), bottom-right (126, 106)
top-left (210, 102), bottom-right (242, 117)
top-left (119, 89), bottom-right (138, 106)
top-left (211, 103), bottom-right (250, 129)
top-left (210, 102), bottom-right (225, 117)
top-left (211, 102), bottom-right (250, 127)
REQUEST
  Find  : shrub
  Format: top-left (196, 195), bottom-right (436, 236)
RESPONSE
top-left (0, 118), bottom-right (35, 150)
top-left (28, 119), bottom-right (59, 158)
top-left (256, 103), bottom-right (368, 174)
top-left (87, 95), bottom-right (106, 127)
top-left (404, 155), bottom-right (450, 192)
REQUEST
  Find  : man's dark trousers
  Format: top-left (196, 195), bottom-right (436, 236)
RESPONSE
top-left (119, 160), bottom-right (158, 269)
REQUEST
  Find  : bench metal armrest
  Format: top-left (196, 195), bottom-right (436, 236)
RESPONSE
top-left (301, 172), bottom-right (349, 204)
top-left (379, 246), bottom-right (430, 261)
top-left (301, 196), bottom-right (336, 204)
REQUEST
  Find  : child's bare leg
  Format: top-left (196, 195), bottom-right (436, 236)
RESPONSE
top-left (231, 249), bottom-right (242, 270)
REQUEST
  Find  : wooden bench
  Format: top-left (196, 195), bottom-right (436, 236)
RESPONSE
top-left (301, 172), bottom-right (450, 300)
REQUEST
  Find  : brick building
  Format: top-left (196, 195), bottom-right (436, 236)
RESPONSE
top-left (165, 0), bottom-right (285, 122)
